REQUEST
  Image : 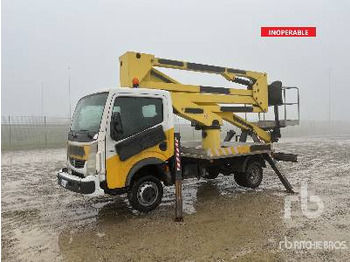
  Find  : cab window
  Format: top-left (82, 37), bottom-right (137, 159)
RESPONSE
top-left (112, 97), bottom-right (163, 140)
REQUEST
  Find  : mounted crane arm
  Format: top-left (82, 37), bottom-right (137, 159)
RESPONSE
top-left (119, 51), bottom-right (284, 149)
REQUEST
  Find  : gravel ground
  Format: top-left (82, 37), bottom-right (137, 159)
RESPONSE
top-left (1, 135), bottom-right (350, 261)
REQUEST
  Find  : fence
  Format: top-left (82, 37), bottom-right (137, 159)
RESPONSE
top-left (2, 116), bottom-right (350, 151)
top-left (1, 116), bottom-right (70, 151)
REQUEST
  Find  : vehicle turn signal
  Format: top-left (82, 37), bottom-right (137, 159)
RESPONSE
top-left (132, 77), bottom-right (139, 87)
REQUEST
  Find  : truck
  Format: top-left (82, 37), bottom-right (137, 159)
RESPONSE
top-left (57, 51), bottom-right (300, 217)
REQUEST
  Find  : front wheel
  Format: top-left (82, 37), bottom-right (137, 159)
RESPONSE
top-left (127, 175), bottom-right (163, 212)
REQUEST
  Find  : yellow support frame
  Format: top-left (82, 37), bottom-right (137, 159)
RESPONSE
top-left (119, 51), bottom-right (272, 148)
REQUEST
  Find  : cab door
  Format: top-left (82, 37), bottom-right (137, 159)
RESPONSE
top-left (105, 91), bottom-right (174, 189)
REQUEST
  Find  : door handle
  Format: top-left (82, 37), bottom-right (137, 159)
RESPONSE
top-left (159, 141), bottom-right (167, 151)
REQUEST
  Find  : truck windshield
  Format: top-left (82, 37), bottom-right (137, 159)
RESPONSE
top-left (71, 92), bottom-right (108, 135)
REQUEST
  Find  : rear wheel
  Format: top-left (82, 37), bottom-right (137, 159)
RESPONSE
top-left (127, 175), bottom-right (163, 212)
top-left (234, 173), bottom-right (248, 187)
top-left (234, 161), bottom-right (263, 188)
top-left (203, 167), bottom-right (220, 179)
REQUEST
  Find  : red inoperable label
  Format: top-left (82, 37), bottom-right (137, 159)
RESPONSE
top-left (261, 27), bottom-right (316, 37)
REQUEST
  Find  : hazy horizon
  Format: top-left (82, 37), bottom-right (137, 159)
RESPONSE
top-left (2, 0), bottom-right (350, 121)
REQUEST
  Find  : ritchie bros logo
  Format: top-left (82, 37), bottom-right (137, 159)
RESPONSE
top-left (261, 27), bottom-right (316, 37)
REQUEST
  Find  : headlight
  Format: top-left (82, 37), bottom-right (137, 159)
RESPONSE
top-left (86, 143), bottom-right (98, 176)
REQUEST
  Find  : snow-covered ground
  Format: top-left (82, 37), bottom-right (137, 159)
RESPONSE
top-left (2, 135), bottom-right (350, 261)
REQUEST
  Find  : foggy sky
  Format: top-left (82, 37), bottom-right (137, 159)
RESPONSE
top-left (2, 0), bottom-right (350, 121)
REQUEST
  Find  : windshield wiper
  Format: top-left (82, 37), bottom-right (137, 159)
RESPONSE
top-left (78, 129), bottom-right (95, 139)
top-left (69, 129), bottom-right (78, 138)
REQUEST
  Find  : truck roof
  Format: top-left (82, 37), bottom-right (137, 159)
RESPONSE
top-left (88, 87), bottom-right (170, 96)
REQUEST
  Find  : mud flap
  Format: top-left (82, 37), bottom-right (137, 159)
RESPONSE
top-left (263, 153), bottom-right (294, 193)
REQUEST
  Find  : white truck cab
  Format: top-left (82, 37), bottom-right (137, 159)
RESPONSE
top-left (58, 88), bottom-right (175, 207)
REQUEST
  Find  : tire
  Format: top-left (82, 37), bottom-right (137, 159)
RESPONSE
top-left (127, 175), bottom-right (163, 212)
top-left (234, 161), bottom-right (263, 188)
top-left (234, 173), bottom-right (248, 187)
top-left (203, 167), bottom-right (220, 179)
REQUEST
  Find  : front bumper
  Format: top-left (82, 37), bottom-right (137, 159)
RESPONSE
top-left (57, 169), bottom-right (104, 197)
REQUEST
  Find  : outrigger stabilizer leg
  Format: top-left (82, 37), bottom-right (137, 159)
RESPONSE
top-left (174, 133), bottom-right (183, 222)
top-left (263, 153), bottom-right (295, 193)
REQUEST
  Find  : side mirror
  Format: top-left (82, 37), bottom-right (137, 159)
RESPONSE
top-left (110, 112), bottom-right (123, 140)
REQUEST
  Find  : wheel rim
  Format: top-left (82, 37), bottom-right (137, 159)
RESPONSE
top-left (248, 165), bottom-right (261, 185)
top-left (137, 181), bottom-right (159, 206)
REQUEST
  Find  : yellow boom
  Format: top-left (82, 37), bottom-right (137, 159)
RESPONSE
top-left (119, 51), bottom-right (272, 149)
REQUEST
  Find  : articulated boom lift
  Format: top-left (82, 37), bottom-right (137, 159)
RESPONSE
top-left (58, 51), bottom-right (300, 219)
top-left (120, 52), bottom-right (293, 151)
